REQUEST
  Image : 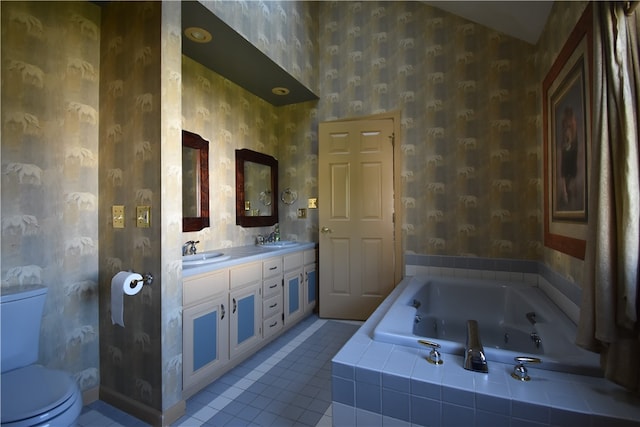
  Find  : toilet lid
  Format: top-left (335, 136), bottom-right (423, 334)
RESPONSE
top-left (1, 365), bottom-right (78, 424)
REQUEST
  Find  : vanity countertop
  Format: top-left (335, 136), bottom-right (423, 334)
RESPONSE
top-left (182, 242), bottom-right (317, 277)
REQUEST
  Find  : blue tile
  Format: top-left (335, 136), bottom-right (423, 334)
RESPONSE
top-left (476, 409), bottom-right (510, 426)
top-left (355, 382), bottom-right (381, 413)
top-left (355, 366), bottom-right (381, 386)
top-left (549, 407), bottom-right (592, 427)
top-left (442, 402), bottom-right (474, 426)
top-left (382, 371), bottom-right (411, 392)
top-left (235, 405), bottom-right (261, 422)
top-left (282, 404), bottom-right (304, 421)
top-left (252, 410), bottom-right (278, 427)
top-left (411, 377), bottom-right (441, 400)
top-left (332, 376), bottom-right (355, 405)
top-left (298, 409), bottom-right (323, 426)
top-left (442, 384), bottom-right (474, 408)
top-left (332, 361), bottom-right (355, 379)
top-left (382, 388), bottom-right (411, 422)
top-left (410, 395), bottom-right (441, 426)
top-left (249, 395), bottom-right (273, 410)
top-left (207, 411), bottom-right (233, 426)
top-left (512, 401), bottom-right (550, 424)
top-left (476, 392), bottom-right (510, 415)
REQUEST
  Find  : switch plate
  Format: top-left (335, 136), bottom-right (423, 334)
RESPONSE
top-left (297, 208), bottom-right (307, 219)
top-left (308, 198), bottom-right (318, 209)
top-left (136, 206), bottom-right (151, 228)
top-left (112, 205), bottom-right (125, 228)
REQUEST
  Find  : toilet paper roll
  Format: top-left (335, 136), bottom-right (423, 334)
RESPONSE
top-left (111, 271), bottom-right (144, 327)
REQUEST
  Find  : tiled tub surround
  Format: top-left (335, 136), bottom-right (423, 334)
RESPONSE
top-left (331, 255), bottom-right (640, 426)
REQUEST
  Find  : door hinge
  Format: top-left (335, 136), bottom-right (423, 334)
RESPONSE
top-left (389, 132), bottom-right (395, 146)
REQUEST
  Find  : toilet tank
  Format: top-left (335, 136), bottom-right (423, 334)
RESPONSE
top-left (1, 285), bottom-right (47, 373)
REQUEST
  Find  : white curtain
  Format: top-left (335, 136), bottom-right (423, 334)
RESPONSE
top-left (576, 1), bottom-right (640, 392)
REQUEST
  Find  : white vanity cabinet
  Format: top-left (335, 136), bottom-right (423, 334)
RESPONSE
top-left (182, 243), bottom-right (316, 398)
top-left (283, 252), bottom-right (304, 325)
top-left (229, 262), bottom-right (263, 359)
top-left (183, 269), bottom-right (230, 394)
top-left (303, 249), bottom-right (317, 314)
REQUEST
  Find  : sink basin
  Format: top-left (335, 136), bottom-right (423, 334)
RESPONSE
top-left (259, 241), bottom-right (300, 249)
top-left (183, 252), bottom-right (231, 267)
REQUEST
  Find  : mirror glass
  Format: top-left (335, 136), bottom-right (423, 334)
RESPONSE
top-left (236, 149), bottom-right (278, 227)
top-left (182, 130), bottom-right (210, 232)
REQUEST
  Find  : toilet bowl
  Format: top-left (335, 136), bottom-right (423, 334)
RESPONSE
top-left (1, 285), bottom-right (82, 427)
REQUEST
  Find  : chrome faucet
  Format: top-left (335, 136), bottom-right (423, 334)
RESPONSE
top-left (530, 332), bottom-right (542, 348)
top-left (464, 320), bottom-right (488, 373)
top-left (182, 240), bottom-right (199, 256)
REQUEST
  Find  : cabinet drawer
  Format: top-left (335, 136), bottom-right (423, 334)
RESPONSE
top-left (230, 262), bottom-right (261, 289)
top-left (263, 294), bottom-right (282, 319)
top-left (263, 315), bottom-right (283, 340)
top-left (263, 258), bottom-right (282, 278)
top-left (304, 249), bottom-right (316, 265)
top-left (183, 269), bottom-right (229, 307)
top-left (263, 277), bottom-right (282, 298)
top-left (283, 252), bottom-right (303, 271)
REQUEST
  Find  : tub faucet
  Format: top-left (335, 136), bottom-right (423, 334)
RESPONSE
top-left (464, 320), bottom-right (488, 373)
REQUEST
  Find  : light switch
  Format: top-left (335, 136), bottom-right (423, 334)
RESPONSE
top-left (112, 205), bottom-right (125, 228)
top-left (297, 208), bottom-right (307, 219)
top-left (308, 198), bottom-right (318, 209)
top-left (136, 206), bottom-right (151, 228)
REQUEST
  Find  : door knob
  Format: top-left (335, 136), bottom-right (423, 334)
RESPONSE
top-left (321, 226), bottom-right (332, 234)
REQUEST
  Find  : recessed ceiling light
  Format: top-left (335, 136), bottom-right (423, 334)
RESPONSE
top-left (272, 87), bottom-right (290, 96)
top-left (185, 27), bottom-right (212, 43)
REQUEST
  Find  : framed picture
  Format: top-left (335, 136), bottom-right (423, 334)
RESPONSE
top-left (543, 3), bottom-right (592, 259)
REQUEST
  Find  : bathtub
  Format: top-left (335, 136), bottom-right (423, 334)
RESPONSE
top-left (373, 275), bottom-right (602, 376)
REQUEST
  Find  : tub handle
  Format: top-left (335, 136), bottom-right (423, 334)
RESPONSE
top-left (511, 356), bottom-right (542, 381)
top-left (418, 339), bottom-right (443, 365)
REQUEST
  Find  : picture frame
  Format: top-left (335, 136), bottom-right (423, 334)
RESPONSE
top-left (543, 3), bottom-right (593, 260)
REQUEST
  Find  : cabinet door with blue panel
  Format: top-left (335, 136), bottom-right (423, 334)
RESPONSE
top-left (303, 249), bottom-right (317, 314)
top-left (183, 293), bottom-right (229, 391)
top-left (304, 263), bottom-right (317, 314)
top-left (284, 267), bottom-right (304, 324)
top-left (229, 283), bottom-right (262, 358)
top-left (183, 269), bottom-right (230, 393)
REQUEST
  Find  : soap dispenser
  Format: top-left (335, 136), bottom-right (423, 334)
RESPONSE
top-left (274, 224), bottom-right (280, 241)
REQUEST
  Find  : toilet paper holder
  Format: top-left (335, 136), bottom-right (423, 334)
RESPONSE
top-left (130, 272), bottom-right (153, 288)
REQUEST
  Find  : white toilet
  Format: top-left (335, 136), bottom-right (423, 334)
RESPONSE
top-left (1, 285), bottom-right (83, 427)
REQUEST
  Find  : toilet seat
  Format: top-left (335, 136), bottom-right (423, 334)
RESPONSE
top-left (1, 365), bottom-right (81, 427)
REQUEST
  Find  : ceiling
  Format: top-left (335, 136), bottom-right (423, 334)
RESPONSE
top-left (181, 1), bottom-right (319, 106)
top-left (424, 1), bottom-right (554, 45)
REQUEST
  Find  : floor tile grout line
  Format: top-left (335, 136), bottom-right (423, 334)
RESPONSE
top-left (176, 318), bottom-right (328, 426)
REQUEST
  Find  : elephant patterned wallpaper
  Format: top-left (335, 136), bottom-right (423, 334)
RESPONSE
top-left (98, 1), bottom-right (183, 411)
top-left (1, 0), bottom-right (101, 392)
top-left (201, 1), bottom-right (319, 94)
top-left (317, 1), bottom-right (541, 259)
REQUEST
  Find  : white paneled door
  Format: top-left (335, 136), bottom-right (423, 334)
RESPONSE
top-left (318, 118), bottom-right (396, 320)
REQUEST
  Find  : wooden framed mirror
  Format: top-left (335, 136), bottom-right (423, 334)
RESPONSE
top-left (182, 130), bottom-right (210, 232)
top-left (235, 149), bottom-right (278, 227)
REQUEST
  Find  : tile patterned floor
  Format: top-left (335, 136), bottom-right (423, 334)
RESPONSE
top-left (77, 315), bottom-right (360, 427)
